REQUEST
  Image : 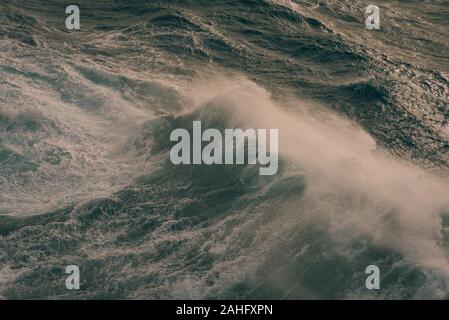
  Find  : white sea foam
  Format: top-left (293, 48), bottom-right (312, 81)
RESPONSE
top-left (0, 63), bottom-right (161, 216)
top-left (184, 76), bottom-right (449, 283)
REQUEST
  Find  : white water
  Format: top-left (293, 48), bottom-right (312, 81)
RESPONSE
top-left (185, 76), bottom-right (449, 293)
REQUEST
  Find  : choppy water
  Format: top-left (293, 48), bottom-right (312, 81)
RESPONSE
top-left (0, 0), bottom-right (448, 299)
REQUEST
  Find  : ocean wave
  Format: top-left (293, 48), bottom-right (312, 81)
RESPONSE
top-left (1, 0), bottom-right (449, 299)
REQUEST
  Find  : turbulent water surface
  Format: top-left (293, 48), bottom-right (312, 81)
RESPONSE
top-left (0, 0), bottom-right (449, 299)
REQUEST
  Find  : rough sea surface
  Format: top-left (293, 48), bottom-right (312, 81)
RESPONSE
top-left (0, 0), bottom-right (448, 299)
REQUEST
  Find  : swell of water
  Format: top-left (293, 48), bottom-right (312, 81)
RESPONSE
top-left (1, 0), bottom-right (448, 299)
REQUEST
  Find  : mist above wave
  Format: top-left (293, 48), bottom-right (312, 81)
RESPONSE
top-left (183, 77), bottom-right (449, 289)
